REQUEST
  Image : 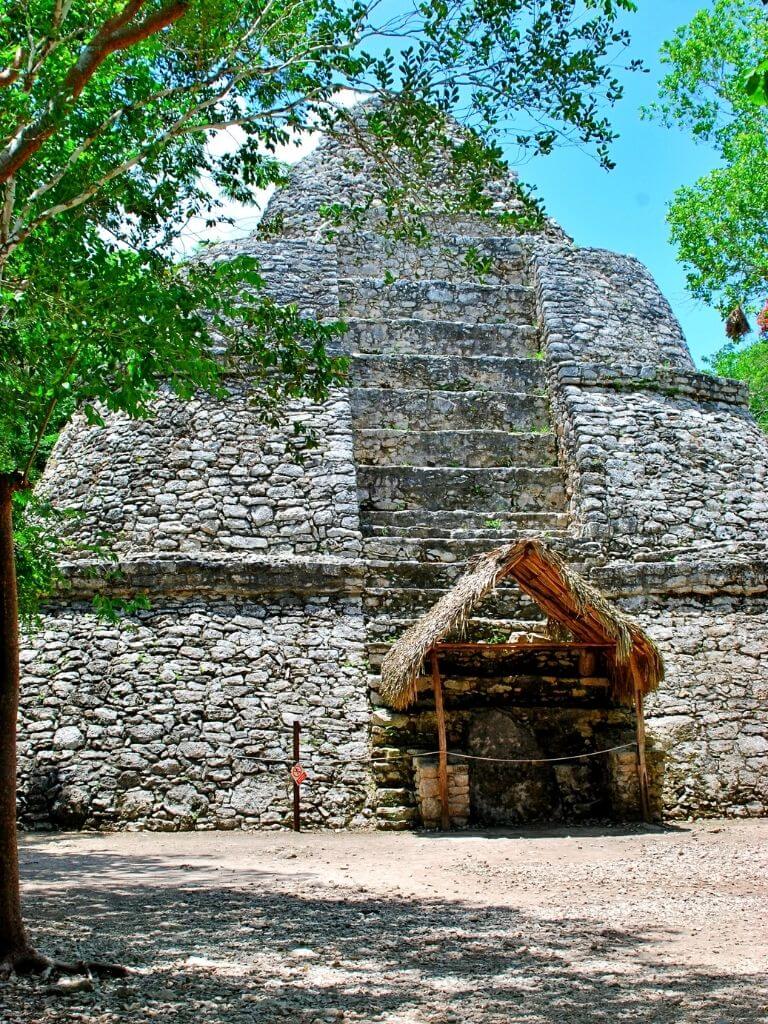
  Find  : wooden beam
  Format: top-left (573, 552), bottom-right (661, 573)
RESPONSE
top-left (630, 657), bottom-right (652, 823)
top-left (434, 641), bottom-right (615, 652)
top-left (430, 648), bottom-right (450, 831)
top-left (293, 720), bottom-right (301, 832)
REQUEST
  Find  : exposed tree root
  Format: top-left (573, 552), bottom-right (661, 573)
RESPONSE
top-left (1, 947), bottom-right (128, 979)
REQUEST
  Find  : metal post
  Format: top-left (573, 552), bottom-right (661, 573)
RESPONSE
top-left (293, 720), bottom-right (301, 832)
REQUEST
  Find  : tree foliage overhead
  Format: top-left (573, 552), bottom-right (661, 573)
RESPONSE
top-left (0, 0), bottom-right (641, 262)
top-left (646, 0), bottom-right (768, 317)
top-left (646, 0), bottom-right (768, 430)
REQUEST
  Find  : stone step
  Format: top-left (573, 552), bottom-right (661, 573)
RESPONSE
top-left (375, 807), bottom-right (419, 830)
top-left (343, 317), bottom-right (538, 358)
top-left (362, 536), bottom-right (602, 593)
top-left (336, 232), bottom-right (528, 284)
top-left (349, 354), bottom-right (545, 392)
top-left (362, 509), bottom-right (570, 538)
top-left (357, 465), bottom-right (566, 514)
top-left (350, 388), bottom-right (549, 432)
top-left (339, 278), bottom-right (536, 325)
top-left (360, 529), bottom-right (568, 563)
top-left (354, 428), bottom-right (557, 469)
top-left (363, 583), bottom-right (542, 621)
top-left (366, 560), bottom-right (539, 592)
top-left (365, 616), bottom-right (545, 643)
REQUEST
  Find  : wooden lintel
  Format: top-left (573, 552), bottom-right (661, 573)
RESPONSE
top-left (433, 641), bottom-right (615, 652)
top-left (430, 648), bottom-right (450, 831)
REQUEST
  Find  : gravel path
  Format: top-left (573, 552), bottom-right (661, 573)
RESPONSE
top-left (2, 821), bottom-right (766, 1023)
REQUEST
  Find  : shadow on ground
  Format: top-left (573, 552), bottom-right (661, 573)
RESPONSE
top-left (2, 843), bottom-right (765, 1024)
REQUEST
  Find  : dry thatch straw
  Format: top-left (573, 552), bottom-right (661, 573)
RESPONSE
top-left (379, 538), bottom-right (663, 709)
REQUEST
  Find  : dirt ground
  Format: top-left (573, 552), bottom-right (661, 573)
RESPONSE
top-left (1, 820), bottom-right (766, 1023)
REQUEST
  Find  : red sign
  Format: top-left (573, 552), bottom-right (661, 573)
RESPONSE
top-left (290, 763), bottom-right (308, 786)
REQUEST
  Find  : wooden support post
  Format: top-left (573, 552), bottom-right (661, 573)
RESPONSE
top-left (630, 660), bottom-right (652, 823)
top-left (430, 649), bottom-right (450, 831)
top-left (293, 720), bottom-right (301, 832)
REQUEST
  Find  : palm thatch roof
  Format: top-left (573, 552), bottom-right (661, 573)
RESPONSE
top-left (379, 538), bottom-right (663, 710)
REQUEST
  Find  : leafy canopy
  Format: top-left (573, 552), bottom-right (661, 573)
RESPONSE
top-left (0, 0), bottom-right (641, 616)
top-left (712, 336), bottom-right (768, 430)
top-left (646, 0), bottom-right (768, 316)
top-left (646, 0), bottom-right (768, 431)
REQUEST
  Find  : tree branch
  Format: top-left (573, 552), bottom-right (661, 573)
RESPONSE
top-left (66, 1), bottom-right (188, 100)
top-left (1, 179), bottom-right (16, 248)
top-left (0, 1), bottom-right (190, 185)
top-left (0, 47), bottom-right (24, 89)
top-left (21, 338), bottom-right (87, 483)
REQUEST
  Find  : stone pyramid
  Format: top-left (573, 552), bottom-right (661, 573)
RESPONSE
top-left (17, 118), bottom-right (768, 831)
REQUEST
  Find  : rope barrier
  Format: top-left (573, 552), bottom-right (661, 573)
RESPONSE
top-left (413, 742), bottom-right (637, 765)
top-left (229, 755), bottom-right (294, 764)
top-left (227, 742), bottom-right (637, 768)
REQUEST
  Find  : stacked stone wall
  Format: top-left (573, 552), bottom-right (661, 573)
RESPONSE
top-left (532, 242), bottom-right (693, 369)
top-left (18, 594), bottom-right (371, 831)
top-left (637, 595), bottom-right (768, 818)
top-left (532, 242), bottom-right (768, 555)
top-left (574, 556), bottom-right (768, 819)
top-left (14, 120), bottom-right (768, 830)
top-left (42, 387), bottom-right (361, 560)
top-left (336, 233), bottom-right (527, 283)
top-left (551, 384), bottom-right (767, 551)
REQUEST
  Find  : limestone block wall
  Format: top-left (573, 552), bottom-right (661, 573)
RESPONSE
top-left (414, 758), bottom-right (470, 829)
top-left (41, 387), bottom-right (361, 560)
top-left (336, 232), bottom-right (527, 283)
top-left (37, 233), bottom-right (359, 562)
top-left (584, 558), bottom-right (768, 820)
top-left (550, 376), bottom-right (766, 550)
top-left (532, 243), bottom-right (768, 554)
top-left (532, 241), bottom-right (693, 369)
top-left (18, 593), bottom-right (371, 831)
top-left (639, 595), bottom-right (768, 819)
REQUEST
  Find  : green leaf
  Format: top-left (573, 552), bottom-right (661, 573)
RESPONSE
top-left (744, 59), bottom-right (768, 106)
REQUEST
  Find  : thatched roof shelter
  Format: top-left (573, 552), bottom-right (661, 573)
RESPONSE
top-left (380, 538), bottom-right (663, 710)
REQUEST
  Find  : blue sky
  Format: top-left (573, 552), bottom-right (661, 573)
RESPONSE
top-left (518, 2), bottom-right (721, 367)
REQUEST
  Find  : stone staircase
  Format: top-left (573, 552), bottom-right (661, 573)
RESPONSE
top-left (337, 228), bottom-right (571, 826)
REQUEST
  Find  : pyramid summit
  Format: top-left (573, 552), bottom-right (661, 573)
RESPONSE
top-left (17, 120), bottom-right (768, 831)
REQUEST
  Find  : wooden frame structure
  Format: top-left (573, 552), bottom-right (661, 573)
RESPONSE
top-left (381, 540), bottom-right (663, 827)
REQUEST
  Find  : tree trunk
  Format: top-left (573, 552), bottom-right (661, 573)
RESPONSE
top-left (0, 472), bottom-right (31, 968)
top-left (0, 475), bottom-right (126, 978)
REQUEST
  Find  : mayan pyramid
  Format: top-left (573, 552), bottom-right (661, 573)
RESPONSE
top-left (17, 116), bottom-right (768, 831)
